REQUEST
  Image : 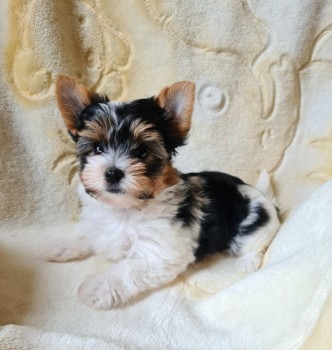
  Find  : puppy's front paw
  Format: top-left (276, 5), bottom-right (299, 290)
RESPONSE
top-left (41, 241), bottom-right (91, 262)
top-left (78, 274), bottom-right (123, 310)
top-left (237, 253), bottom-right (263, 274)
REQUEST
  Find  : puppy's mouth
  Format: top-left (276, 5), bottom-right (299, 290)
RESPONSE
top-left (106, 185), bottom-right (124, 194)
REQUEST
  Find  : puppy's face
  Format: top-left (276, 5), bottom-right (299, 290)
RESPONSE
top-left (55, 76), bottom-right (195, 207)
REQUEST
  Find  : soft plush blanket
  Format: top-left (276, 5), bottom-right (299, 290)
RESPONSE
top-left (1, 0), bottom-right (332, 349)
top-left (1, 180), bottom-right (332, 349)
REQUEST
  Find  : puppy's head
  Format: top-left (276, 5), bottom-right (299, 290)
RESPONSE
top-left (55, 75), bottom-right (195, 207)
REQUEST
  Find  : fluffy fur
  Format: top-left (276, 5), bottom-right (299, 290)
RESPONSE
top-left (42, 75), bottom-right (280, 310)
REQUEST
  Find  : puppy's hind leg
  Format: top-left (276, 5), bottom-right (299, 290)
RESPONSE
top-left (231, 228), bottom-right (275, 274)
top-left (231, 209), bottom-right (280, 273)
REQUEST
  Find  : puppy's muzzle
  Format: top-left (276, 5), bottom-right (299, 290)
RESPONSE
top-left (105, 167), bottom-right (124, 185)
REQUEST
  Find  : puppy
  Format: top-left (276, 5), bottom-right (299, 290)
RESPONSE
top-left (43, 75), bottom-right (280, 310)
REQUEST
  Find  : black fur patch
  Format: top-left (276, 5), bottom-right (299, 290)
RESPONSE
top-left (175, 183), bottom-right (197, 227)
top-left (242, 206), bottom-right (269, 234)
top-left (77, 98), bottom-right (187, 155)
top-left (115, 98), bottom-right (188, 155)
top-left (176, 172), bottom-right (270, 261)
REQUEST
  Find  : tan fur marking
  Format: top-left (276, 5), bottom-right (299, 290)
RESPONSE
top-left (126, 160), bottom-right (179, 201)
top-left (130, 120), bottom-right (161, 142)
top-left (130, 120), bottom-right (150, 138)
top-left (142, 131), bottom-right (162, 143)
top-left (152, 163), bottom-right (180, 196)
top-left (79, 119), bottom-right (111, 143)
top-left (155, 81), bottom-right (195, 138)
top-left (55, 75), bottom-right (93, 136)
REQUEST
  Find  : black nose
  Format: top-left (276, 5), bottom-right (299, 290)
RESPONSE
top-left (105, 167), bottom-right (124, 184)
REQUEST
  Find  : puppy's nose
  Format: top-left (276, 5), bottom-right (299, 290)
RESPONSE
top-left (105, 167), bottom-right (124, 184)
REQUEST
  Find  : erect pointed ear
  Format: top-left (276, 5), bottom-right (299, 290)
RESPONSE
top-left (55, 75), bottom-right (93, 138)
top-left (155, 81), bottom-right (195, 144)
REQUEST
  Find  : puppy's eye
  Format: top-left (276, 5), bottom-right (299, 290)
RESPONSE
top-left (134, 146), bottom-right (148, 160)
top-left (93, 144), bottom-right (104, 155)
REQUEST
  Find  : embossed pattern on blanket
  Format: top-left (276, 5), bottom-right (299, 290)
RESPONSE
top-left (0, 0), bottom-right (332, 349)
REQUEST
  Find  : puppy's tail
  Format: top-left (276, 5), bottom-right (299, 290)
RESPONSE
top-left (256, 170), bottom-right (279, 208)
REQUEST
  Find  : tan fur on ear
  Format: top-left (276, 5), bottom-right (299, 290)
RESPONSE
top-left (55, 75), bottom-right (93, 136)
top-left (155, 81), bottom-right (195, 137)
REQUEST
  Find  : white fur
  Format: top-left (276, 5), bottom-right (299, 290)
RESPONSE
top-left (43, 178), bottom-right (279, 309)
top-left (44, 180), bottom-right (198, 309)
top-left (230, 184), bottom-right (280, 273)
top-left (81, 149), bottom-right (147, 206)
top-left (256, 170), bottom-right (279, 208)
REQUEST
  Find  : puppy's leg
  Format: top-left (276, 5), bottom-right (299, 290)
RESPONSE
top-left (234, 224), bottom-right (280, 273)
top-left (230, 184), bottom-right (281, 273)
top-left (42, 237), bottom-right (92, 262)
top-left (231, 210), bottom-right (280, 273)
top-left (41, 223), bottom-right (93, 262)
top-left (77, 256), bottom-right (190, 310)
top-left (235, 245), bottom-right (265, 273)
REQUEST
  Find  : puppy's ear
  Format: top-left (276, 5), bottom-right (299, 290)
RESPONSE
top-left (55, 75), bottom-right (93, 139)
top-left (155, 81), bottom-right (195, 152)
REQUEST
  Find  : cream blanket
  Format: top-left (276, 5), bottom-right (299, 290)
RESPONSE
top-left (1, 0), bottom-right (332, 349)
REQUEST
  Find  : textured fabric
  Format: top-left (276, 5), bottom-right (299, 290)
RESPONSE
top-left (1, 0), bottom-right (332, 349)
top-left (1, 180), bottom-right (331, 349)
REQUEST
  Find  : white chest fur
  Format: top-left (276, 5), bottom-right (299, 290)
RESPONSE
top-left (77, 182), bottom-right (197, 262)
